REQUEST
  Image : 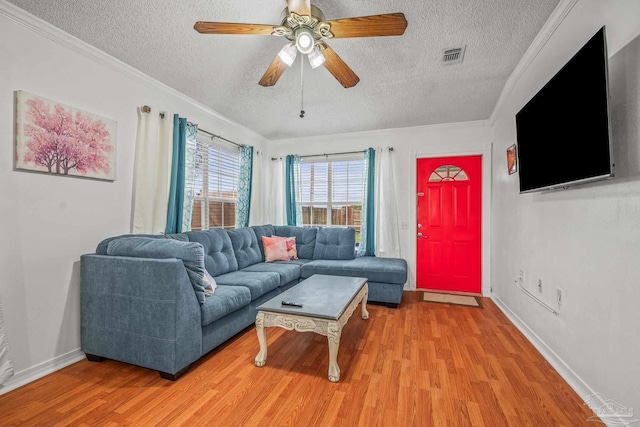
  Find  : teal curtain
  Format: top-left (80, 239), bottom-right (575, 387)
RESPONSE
top-left (285, 155), bottom-right (302, 226)
top-left (236, 145), bottom-right (253, 228)
top-left (358, 147), bottom-right (376, 256)
top-left (165, 115), bottom-right (187, 234)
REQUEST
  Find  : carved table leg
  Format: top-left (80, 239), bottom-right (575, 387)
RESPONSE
top-left (327, 321), bottom-right (342, 382)
top-left (255, 312), bottom-right (267, 367)
top-left (361, 285), bottom-right (369, 320)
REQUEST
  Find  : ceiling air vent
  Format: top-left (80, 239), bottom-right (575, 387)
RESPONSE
top-left (442, 46), bottom-right (466, 65)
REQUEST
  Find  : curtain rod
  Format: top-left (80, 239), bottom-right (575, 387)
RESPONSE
top-left (270, 147), bottom-right (393, 161)
top-left (140, 107), bottom-right (242, 147)
top-left (187, 122), bottom-right (244, 148)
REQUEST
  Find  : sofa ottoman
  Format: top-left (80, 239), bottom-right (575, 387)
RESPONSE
top-left (300, 256), bottom-right (408, 307)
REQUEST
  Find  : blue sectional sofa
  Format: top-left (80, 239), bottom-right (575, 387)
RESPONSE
top-left (80, 225), bottom-right (407, 379)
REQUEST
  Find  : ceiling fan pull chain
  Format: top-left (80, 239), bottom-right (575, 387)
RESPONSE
top-left (300, 54), bottom-right (305, 118)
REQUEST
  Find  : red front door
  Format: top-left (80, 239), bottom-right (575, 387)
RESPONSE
top-left (416, 156), bottom-right (482, 293)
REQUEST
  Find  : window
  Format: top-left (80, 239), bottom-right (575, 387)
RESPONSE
top-left (298, 156), bottom-right (365, 242)
top-left (428, 164), bottom-right (469, 182)
top-left (188, 132), bottom-right (240, 230)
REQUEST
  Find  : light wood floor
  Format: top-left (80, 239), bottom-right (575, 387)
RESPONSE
top-left (0, 292), bottom-right (600, 426)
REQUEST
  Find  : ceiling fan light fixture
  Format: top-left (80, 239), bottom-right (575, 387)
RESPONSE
top-left (278, 43), bottom-right (298, 66)
top-left (308, 47), bottom-right (325, 69)
top-left (295, 27), bottom-right (315, 54)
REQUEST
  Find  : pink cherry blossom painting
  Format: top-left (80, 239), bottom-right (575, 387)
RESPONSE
top-left (15, 90), bottom-right (117, 181)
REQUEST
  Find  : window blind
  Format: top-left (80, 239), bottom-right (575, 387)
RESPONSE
top-left (188, 133), bottom-right (240, 230)
top-left (298, 156), bottom-right (365, 240)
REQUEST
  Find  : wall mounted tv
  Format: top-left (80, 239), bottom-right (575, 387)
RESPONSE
top-left (515, 26), bottom-right (614, 193)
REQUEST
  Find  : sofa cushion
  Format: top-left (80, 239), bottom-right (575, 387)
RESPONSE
top-left (106, 237), bottom-right (208, 304)
top-left (95, 233), bottom-right (188, 255)
top-left (301, 256), bottom-right (408, 285)
top-left (250, 224), bottom-right (276, 260)
top-left (185, 229), bottom-right (238, 276)
top-left (227, 228), bottom-right (262, 269)
top-left (285, 259), bottom-right (314, 266)
top-left (241, 262), bottom-right (301, 287)
top-left (214, 271), bottom-right (281, 301)
top-left (273, 226), bottom-right (317, 260)
top-left (200, 284), bottom-right (251, 326)
top-left (312, 227), bottom-right (356, 260)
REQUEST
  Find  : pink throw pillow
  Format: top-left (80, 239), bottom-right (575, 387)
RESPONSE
top-left (262, 236), bottom-right (290, 262)
top-left (284, 237), bottom-right (298, 260)
top-left (203, 270), bottom-right (217, 296)
top-left (262, 235), bottom-right (298, 260)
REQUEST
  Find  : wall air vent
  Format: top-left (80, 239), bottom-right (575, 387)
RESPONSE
top-left (442, 46), bottom-right (466, 65)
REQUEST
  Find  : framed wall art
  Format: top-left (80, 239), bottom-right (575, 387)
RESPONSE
top-left (506, 143), bottom-right (517, 175)
top-left (15, 90), bottom-right (117, 181)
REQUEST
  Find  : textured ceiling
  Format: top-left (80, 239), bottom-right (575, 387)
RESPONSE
top-left (7, 0), bottom-right (560, 140)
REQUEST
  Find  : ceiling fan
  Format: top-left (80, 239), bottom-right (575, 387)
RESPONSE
top-left (194, 0), bottom-right (407, 89)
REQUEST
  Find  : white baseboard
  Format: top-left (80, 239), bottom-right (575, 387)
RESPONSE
top-left (491, 295), bottom-right (632, 427)
top-left (0, 349), bottom-right (85, 396)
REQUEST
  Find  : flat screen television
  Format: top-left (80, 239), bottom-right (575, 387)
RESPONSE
top-left (515, 26), bottom-right (614, 193)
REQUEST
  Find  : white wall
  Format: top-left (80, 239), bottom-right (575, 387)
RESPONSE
top-left (490, 0), bottom-right (640, 416)
top-left (268, 121), bottom-right (493, 294)
top-left (0, 3), bottom-right (266, 393)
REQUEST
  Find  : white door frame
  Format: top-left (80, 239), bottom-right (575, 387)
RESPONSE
top-left (409, 147), bottom-right (493, 296)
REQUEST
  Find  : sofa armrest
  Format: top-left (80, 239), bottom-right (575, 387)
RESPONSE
top-left (80, 254), bottom-right (202, 375)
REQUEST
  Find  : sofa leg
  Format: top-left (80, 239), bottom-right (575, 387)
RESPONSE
top-left (159, 364), bottom-right (191, 381)
top-left (85, 353), bottom-right (106, 362)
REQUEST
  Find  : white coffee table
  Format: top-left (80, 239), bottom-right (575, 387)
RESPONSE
top-left (254, 274), bottom-right (369, 382)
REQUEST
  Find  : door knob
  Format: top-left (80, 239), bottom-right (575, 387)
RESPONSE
top-left (417, 223), bottom-right (422, 228)
top-left (417, 232), bottom-right (423, 237)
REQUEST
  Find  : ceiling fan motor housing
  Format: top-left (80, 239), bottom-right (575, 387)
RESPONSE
top-left (279, 5), bottom-right (328, 53)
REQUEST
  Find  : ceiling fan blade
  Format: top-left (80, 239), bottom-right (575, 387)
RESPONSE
top-left (259, 55), bottom-right (289, 87)
top-left (194, 22), bottom-right (275, 35)
top-left (324, 13), bottom-right (408, 38)
top-left (319, 43), bottom-right (360, 88)
top-left (287, 0), bottom-right (311, 16)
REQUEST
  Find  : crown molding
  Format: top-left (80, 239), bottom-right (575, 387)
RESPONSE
top-left (0, 0), bottom-right (263, 139)
top-left (488, 0), bottom-right (579, 126)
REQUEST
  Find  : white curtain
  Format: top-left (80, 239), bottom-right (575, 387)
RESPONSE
top-left (0, 295), bottom-right (14, 385)
top-left (375, 147), bottom-right (401, 257)
top-left (132, 107), bottom-right (173, 234)
top-left (181, 124), bottom-right (198, 232)
top-left (249, 150), bottom-right (264, 226)
top-left (267, 157), bottom-right (286, 225)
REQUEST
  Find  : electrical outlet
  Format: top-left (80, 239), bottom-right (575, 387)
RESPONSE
top-left (538, 279), bottom-right (543, 292)
top-left (557, 288), bottom-right (564, 306)
top-left (400, 221), bottom-right (409, 229)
